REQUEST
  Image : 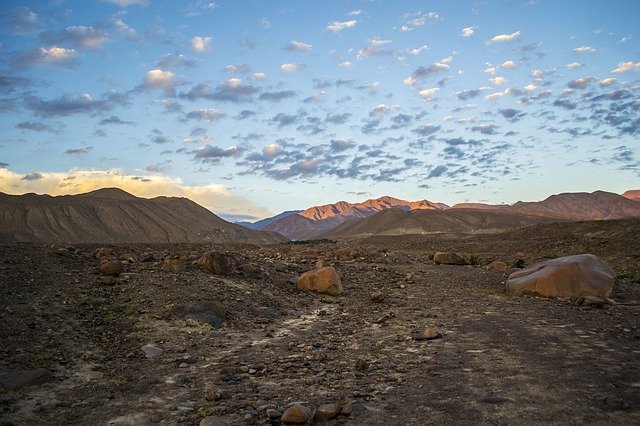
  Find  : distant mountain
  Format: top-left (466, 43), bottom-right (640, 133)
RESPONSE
top-left (252, 195), bottom-right (448, 240)
top-left (450, 203), bottom-right (508, 210)
top-left (324, 207), bottom-right (559, 238)
top-left (236, 210), bottom-right (301, 230)
top-left (0, 188), bottom-right (285, 244)
top-left (623, 189), bottom-right (640, 202)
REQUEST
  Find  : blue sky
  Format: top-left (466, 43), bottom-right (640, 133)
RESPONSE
top-left (0, 0), bottom-right (638, 220)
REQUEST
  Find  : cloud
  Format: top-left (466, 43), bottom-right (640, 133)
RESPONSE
top-left (25, 93), bottom-right (113, 118)
top-left (326, 20), bottom-right (357, 33)
top-left (471, 124), bottom-right (498, 134)
top-left (339, 61), bottom-right (354, 69)
top-left (566, 77), bottom-right (595, 89)
top-left (186, 108), bottom-right (227, 122)
top-left (456, 89), bottom-right (482, 100)
top-left (426, 165), bottom-right (447, 178)
top-left (611, 61), bottom-right (640, 73)
top-left (498, 108), bottom-right (526, 122)
top-left (262, 144), bottom-right (282, 157)
top-left (489, 31), bottom-right (520, 43)
top-left (501, 60), bottom-right (518, 69)
top-left (271, 112), bottom-right (300, 128)
top-left (16, 121), bottom-right (55, 132)
top-left (403, 58), bottom-right (451, 85)
top-left (140, 69), bottom-right (177, 94)
top-left (0, 73), bottom-right (31, 94)
top-left (461, 27), bottom-right (475, 37)
top-left (285, 40), bottom-right (312, 52)
top-left (236, 110), bottom-right (257, 120)
top-left (412, 124), bottom-right (441, 136)
top-left (2, 6), bottom-right (41, 34)
top-left (573, 45), bottom-right (595, 53)
top-left (280, 63), bottom-right (305, 72)
top-left (484, 92), bottom-right (504, 101)
top-left (330, 139), bottom-right (356, 152)
top-left (600, 77), bottom-right (616, 87)
top-left (156, 53), bottom-right (200, 69)
top-left (419, 87), bottom-right (439, 100)
top-left (400, 11), bottom-right (440, 32)
top-left (250, 72), bottom-right (266, 81)
top-left (65, 147), bottom-right (92, 155)
top-left (258, 90), bottom-right (296, 102)
top-left (179, 80), bottom-right (259, 103)
top-left (0, 168), bottom-right (270, 219)
top-left (566, 62), bottom-right (583, 69)
top-left (325, 113), bottom-right (351, 124)
top-left (490, 76), bottom-right (508, 85)
top-left (41, 25), bottom-right (109, 49)
top-left (190, 36), bottom-right (212, 52)
top-left (193, 144), bottom-right (244, 161)
top-left (99, 116), bottom-right (133, 125)
top-left (553, 99), bottom-right (577, 110)
top-left (12, 46), bottom-right (79, 68)
top-left (369, 104), bottom-right (399, 117)
top-left (102, 0), bottom-right (147, 5)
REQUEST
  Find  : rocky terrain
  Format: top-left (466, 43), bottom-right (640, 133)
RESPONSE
top-left (1, 217), bottom-right (639, 425)
top-left (0, 189), bottom-right (283, 245)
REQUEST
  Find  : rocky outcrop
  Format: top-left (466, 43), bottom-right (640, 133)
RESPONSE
top-left (506, 254), bottom-right (615, 298)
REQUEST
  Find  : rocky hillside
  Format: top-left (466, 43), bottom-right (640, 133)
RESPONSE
top-left (0, 188), bottom-right (284, 244)
top-left (623, 189), bottom-right (640, 202)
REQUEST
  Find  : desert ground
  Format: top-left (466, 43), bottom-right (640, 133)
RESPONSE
top-left (1, 219), bottom-right (639, 425)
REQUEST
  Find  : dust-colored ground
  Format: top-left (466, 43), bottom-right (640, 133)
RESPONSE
top-left (1, 222), bottom-right (639, 425)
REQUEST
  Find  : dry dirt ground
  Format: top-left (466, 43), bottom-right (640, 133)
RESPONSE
top-left (1, 226), bottom-right (639, 425)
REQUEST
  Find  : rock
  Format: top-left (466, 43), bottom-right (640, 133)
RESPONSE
top-left (575, 295), bottom-right (607, 308)
top-left (119, 252), bottom-right (137, 263)
top-left (161, 259), bottom-right (184, 273)
top-left (340, 401), bottom-right (353, 416)
top-left (296, 266), bottom-right (343, 296)
top-left (506, 254), bottom-right (615, 298)
top-left (200, 416), bottom-right (231, 426)
top-left (266, 408), bottom-right (282, 420)
top-left (194, 251), bottom-right (237, 275)
top-left (414, 327), bottom-right (442, 341)
top-left (370, 290), bottom-right (385, 303)
top-left (355, 358), bottom-right (369, 372)
top-left (141, 344), bottom-right (163, 359)
top-left (433, 252), bottom-right (467, 265)
top-left (0, 369), bottom-right (52, 390)
top-left (240, 263), bottom-right (261, 278)
top-left (281, 403), bottom-right (312, 424)
top-left (486, 260), bottom-right (509, 270)
top-left (95, 247), bottom-right (111, 259)
top-left (161, 301), bottom-right (226, 328)
top-left (99, 260), bottom-right (124, 277)
top-left (315, 403), bottom-right (341, 421)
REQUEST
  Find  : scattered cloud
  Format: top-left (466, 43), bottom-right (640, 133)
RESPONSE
top-left (339, 61), bottom-right (354, 69)
top-left (193, 144), bottom-right (244, 161)
top-left (461, 27), bottom-right (475, 37)
top-left (489, 31), bottom-right (521, 43)
top-left (2, 6), bottom-right (41, 34)
top-left (12, 47), bottom-right (78, 68)
top-left (418, 87), bottom-right (439, 100)
top-left (280, 63), bottom-right (305, 72)
top-left (285, 40), bottom-right (312, 52)
top-left (573, 45), bottom-right (595, 53)
top-left (403, 57), bottom-right (451, 85)
top-left (600, 77), bottom-right (616, 87)
top-left (186, 108), bottom-right (227, 122)
top-left (190, 36), bottom-right (212, 52)
top-left (566, 62), bottom-right (583, 69)
top-left (611, 61), bottom-right (640, 73)
top-left (426, 165), bottom-right (447, 178)
top-left (140, 69), bottom-right (178, 94)
top-left (41, 25), bottom-right (110, 49)
top-left (65, 146), bottom-right (93, 155)
top-left (16, 121), bottom-right (56, 132)
top-left (326, 20), bottom-right (357, 33)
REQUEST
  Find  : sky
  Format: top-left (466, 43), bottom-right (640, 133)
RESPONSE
top-left (0, 0), bottom-right (638, 221)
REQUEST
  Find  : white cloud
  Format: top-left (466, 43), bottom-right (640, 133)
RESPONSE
top-left (611, 61), bottom-right (640, 73)
top-left (489, 31), bottom-right (520, 43)
top-left (326, 20), bottom-right (357, 33)
top-left (262, 144), bottom-right (282, 157)
top-left (532, 69), bottom-right (543, 78)
top-left (369, 104), bottom-right (399, 117)
top-left (490, 76), bottom-right (508, 85)
top-left (251, 72), bottom-right (266, 80)
top-left (484, 91), bottom-right (504, 101)
top-left (501, 60), bottom-right (517, 69)
top-left (418, 87), bottom-right (439, 100)
top-left (339, 61), bottom-right (354, 69)
top-left (0, 168), bottom-right (270, 218)
top-left (349, 9), bottom-right (362, 16)
top-left (286, 40), bottom-right (312, 52)
top-left (187, 108), bottom-right (226, 122)
top-left (280, 63), bottom-right (305, 72)
top-left (190, 36), bottom-right (212, 52)
top-left (461, 27), bottom-right (475, 37)
top-left (524, 84), bottom-right (538, 92)
top-left (484, 64), bottom-right (497, 75)
top-left (566, 62), bottom-right (583, 69)
top-left (102, 0), bottom-right (147, 5)
top-left (410, 45), bottom-right (428, 55)
top-left (143, 69), bottom-right (176, 92)
top-left (573, 45), bottom-right (595, 53)
top-left (600, 77), bottom-right (616, 87)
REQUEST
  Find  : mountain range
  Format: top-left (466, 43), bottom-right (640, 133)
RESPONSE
top-left (242, 190), bottom-right (640, 240)
top-left (0, 188), bottom-right (284, 244)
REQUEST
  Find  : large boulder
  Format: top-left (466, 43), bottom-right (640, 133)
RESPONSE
top-left (297, 266), bottom-right (343, 296)
top-left (433, 252), bottom-right (467, 265)
top-left (194, 251), bottom-right (236, 275)
top-left (506, 254), bottom-right (614, 298)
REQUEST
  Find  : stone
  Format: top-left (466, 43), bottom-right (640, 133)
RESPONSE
top-left (433, 252), bottom-right (467, 265)
top-left (315, 403), bottom-right (341, 421)
top-left (486, 260), bottom-right (509, 270)
top-left (506, 254), bottom-right (615, 298)
top-left (370, 290), bottom-right (385, 303)
top-left (161, 259), bottom-right (184, 273)
top-left (281, 404), bottom-right (312, 424)
top-left (161, 301), bottom-right (226, 328)
top-left (296, 266), bottom-right (343, 296)
top-left (414, 327), bottom-right (442, 341)
top-left (200, 416), bottom-right (231, 426)
top-left (119, 252), bottom-right (137, 263)
top-left (340, 401), bottom-right (353, 416)
top-left (141, 344), bottom-right (163, 359)
top-left (266, 408), bottom-right (282, 420)
top-left (99, 260), bottom-right (124, 277)
top-left (575, 296), bottom-right (607, 308)
top-left (194, 251), bottom-right (237, 276)
top-left (0, 369), bottom-right (52, 390)
top-left (95, 247), bottom-right (111, 259)
top-left (240, 263), bottom-right (261, 278)
top-left (355, 359), bottom-right (369, 372)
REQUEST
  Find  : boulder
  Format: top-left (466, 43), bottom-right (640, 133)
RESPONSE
top-left (433, 252), bottom-right (467, 265)
top-left (506, 254), bottom-right (614, 298)
top-left (486, 260), bottom-right (509, 270)
top-left (99, 260), bottom-right (124, 277)
top-left (194, 251), bottom-right (236, 275)
top-left (161, 259), bottom-right (184, 273)
top-left (315, 403), bottom-right (341, 421)
top-left (297, 266), bottom-right (343, 296)
top-left (281, 403), bottom-right (312, 424)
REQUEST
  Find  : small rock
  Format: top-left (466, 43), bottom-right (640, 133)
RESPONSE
top-left (240, 263), bottom-right (261, 278)
top-left (340, 401), bottom-right (353, 416)
top-left (315, 403), bottom-right (341, 421)
top-left (355, 359), bottom-right (369, 372)
top-left (99, 260), bottom-right (124, 277)
top-left (266, 408), bottom-right (282, 420)
top-left (370, 290), bottom-right (385, 303)
top-left (281, 403), bottom-right (312, 424)
top-left (414, 327), bottom-right (442, 341)
top-left (486, 260), bottom-right (509, 270)
top-left (95, 247), bottom-right (111, 259)
top-left (433, 252), bottom-right (467, 265)
top-left (141, 344), bottom-right (163, 359)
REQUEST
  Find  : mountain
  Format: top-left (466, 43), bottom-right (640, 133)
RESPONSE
top-left (252, 195), bottom-right (448, 240)
top-left (236, 210), bottom-right (301, 230)
top-left (623, 189), bottom-right (640, 202)
top-left (0, 188), bottom-right (285, 244)
top-left (324, 207), bottom-right (560, 238)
